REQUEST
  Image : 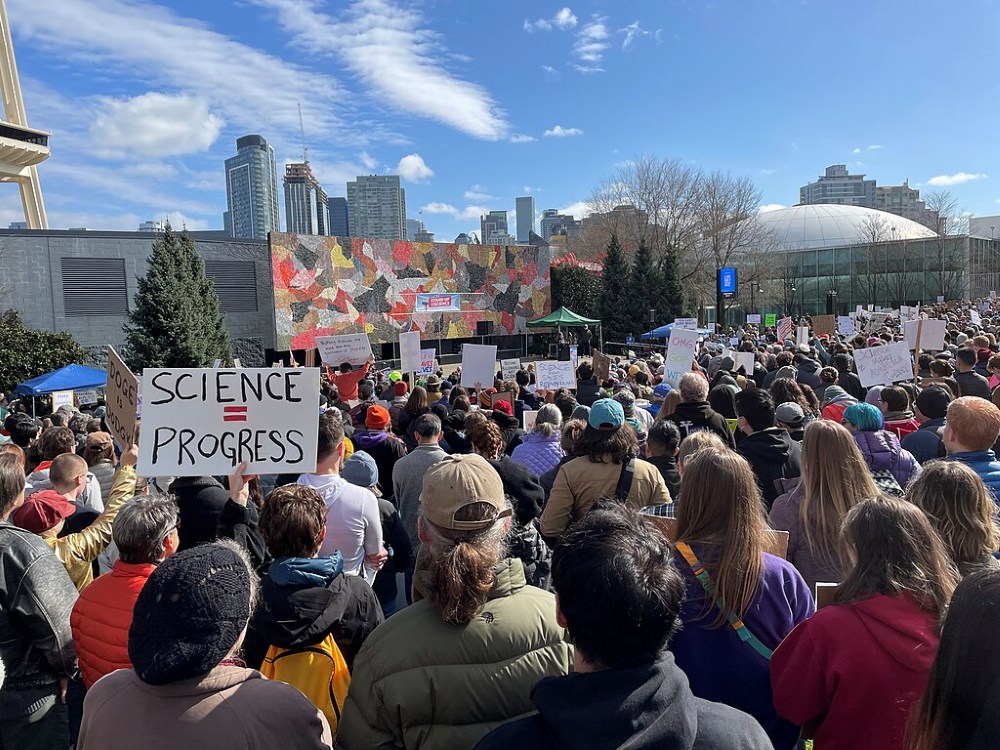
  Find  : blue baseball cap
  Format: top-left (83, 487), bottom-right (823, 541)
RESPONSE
top-left (342, 451), bottom-right (381, 494)
top-left (589, 398), bottom-right (625, 431)
top-left (653, 383), bottom-right (672, 398)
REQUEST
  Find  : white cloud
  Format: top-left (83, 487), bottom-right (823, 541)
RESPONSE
top-left (396, 153), bottom-right (434, 182)
top-left (759, 168), bottom-right (776, 176)
top-left (464, 186), bottom-right (495, 201)
top-left (926, 172), bottom-right (987, 186)
top-left (618, 21), bottom-right (656, 51)
top-left (853, 144), bottom-right (883, 154)
top-left (251, 0), bottom-right (509, 141)
top-left (524, 7), bottom-right (577, 33)
top-left (421, 202), bottom-right (487, 221)
top-left (164, 211), bottom-right (209, 231)
top-left (558, 201), bottom-right (592, 218)
top-left (509, 134), bottom-right (536, 143)
top-left (758, 203), bottom-right (786, 213)
top-left (523, 186), bottom-right (541, 193)
top-left (358, 151), bottom-right (379, 170)
top-left (544, 125), bottom-right (583, 137)
top-left (574, 15), bottom-right (609, 71)
top-left (573, 64), bottom-right (604, 74)
top-left (852, 147), bottom-right (862, 154)
top-left (868, 144), bottom-right (884, 150)
top-left (90, 92), bottom-right (223, 159)
top-left (540, 64), bottom-right (560, 79)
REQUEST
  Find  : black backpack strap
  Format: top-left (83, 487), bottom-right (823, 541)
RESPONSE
top-left (615, 458), bottom-right (635, 503)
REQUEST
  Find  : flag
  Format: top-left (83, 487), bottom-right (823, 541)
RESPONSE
top-left (777, 316), bottom-right (794, 341)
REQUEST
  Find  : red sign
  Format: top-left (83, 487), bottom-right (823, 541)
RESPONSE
top-left (427, 295), bottom-right (453, 309)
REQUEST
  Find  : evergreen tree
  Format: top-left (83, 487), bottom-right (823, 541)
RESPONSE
top-left (552, 263), bottom-right (600, 319)
top-left (123, 224), bottom-right (232, 369)
top-left (627, 243), bottom-right (660, 334)
top-left (599, 233), bottom-right (631, 340)
top-left (658, 246), bottom-right (685, 321)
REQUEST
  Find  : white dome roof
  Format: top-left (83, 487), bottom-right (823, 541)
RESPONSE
top-left (755, 204), bottom-right (937, 251)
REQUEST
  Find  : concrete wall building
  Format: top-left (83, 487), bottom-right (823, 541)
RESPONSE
top-left (406, 218), bottom-right (424, 242)
top-left (515, 196), bottom-right (535, 243)
top-left (137, 220), bottom-right (164, 232)
top-left (224, 135), bottom-right (280, 241)
top-left (800, 164), bottom-right (876, 207)
top-left (347, 175), bottom-right (406, 240)
top-left (283, 162), bottom-right (329, 236)
top-left (874, 182), bottom-right (937, 229)
top-left (480, 210), bottom-right (510, 245)
top-left (328, 196), bottom-right (349, 237)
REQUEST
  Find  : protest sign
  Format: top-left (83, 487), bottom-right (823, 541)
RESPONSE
top-left (796, 326), bottom-right (810, 347)
top-left (137, 367), bottom-right (320, 476)
top-left (812, 315), bottom-right (836, 338)
top-left (303, 349), bottom-right (316, 368)
top-left (500, 358), bottom-right (522, 381)
top-left (316, 334), bottom-right (373, 367)
top-left (76, 389), bottom-right (98, 406)
top-left (52, 391), bottom-right (74, 411)
top-left (418, 349), bottom-right (436, 376)
top-left (971, 309), bottom-right (982, 326)
top-left (399, 331), bottom-right (422, 374)
top-left (854, 343), bottom-right (913, 387)
top-left (936, 295), bottom-right (945, 303)
top-left (460, 344), bottom-right (497, 388)
top-left (904, 319), bottom-right (948, 352)
top-left (734, 352), bottom-right (755, 374)
top-left (592, 350), bottom-right (611, 382)
top-left (523, 410), bottom-right (538, 431)
top-left (535, 360), bottom-right (577, 390)
top-left (491, 391), bottom-right (514, 409)
top-left (233, 358), bottom-right (242, 368)
top-left (569, 345), bottom-right (578, 371)
top-left (674, 317), bottom-right (698, 330)
top-left (106, 346), bottom-right (139, 450)
top-left (663, 327), bottom-right (699, 388)
top-left (764, 314), bottom-right (777, 328)
top-left (992, 291), bottom-right (997, 301)
top-left (837, 316), bottom-right (855, 336)
top-left (746, 314), bottom-right (761, 324)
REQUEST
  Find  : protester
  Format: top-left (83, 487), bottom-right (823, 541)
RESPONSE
top-left (78, 542), bottom-right (334, 750)
top-left (774, 402), bottom-right (806, 441)
top-left (169, 470), bottom-right (232, 551)
top-left (488, 399), bottom-right (524, 455)
top-left (476, 503), bottom-right (772, 750)
top-left (908, 461), bottom-right (1000, 577)
top-left (901, 385), bottom-right (952, 463)
top-left (942, 396), bottom-right (1000, 499)
top-left (337, 454), bottom-right (573, 749)
top-left (670, 447), bottom-right (812, 748)
top-left (734, 389), bottom-right (801, 510)
top-left (348, 379), bottom-right (377, 430)
top-left (510, 403), bottom-right (564, 478)
top-left (879, 385), bottom-right (921, 440)
top-left (353, 405), bottom-right (406, 498)
top-left (538, 418), bottom-right (585, 500)
top-left (399, 386), bottom-right (430, 451)
top-left (26, 426), bottom-right (103, 511)
top-left (770, 420), bottom-right (881, 593)
top-left (0, 454), bottom-right (78, 749)
top-left (80, 431), bottom-right (116, 499)
top-left (541, 399), bottom-right (670, 540)
top-left (644, 419), bottom-right (681, 503)
top-left (841, 402), bottom-right (922, 494)
top-left (771, 497), bottom-right (957, 750)
top-left (664, 372), bottom-right (736, 447)
top-left (330, 353), bottom-right (375, 402)
top-left (388, 380), bottom-right (409, 433)
top-left (955, 348), bottom-right (992, 400)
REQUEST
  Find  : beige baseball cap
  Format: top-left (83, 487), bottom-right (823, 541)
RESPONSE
top-left (421, 454), bottom-right (511, 531)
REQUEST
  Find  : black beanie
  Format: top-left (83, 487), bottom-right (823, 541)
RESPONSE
top-left (129, 543), bottom-right (253, 685)
top-left (916, 385), bottom-right (953, 421)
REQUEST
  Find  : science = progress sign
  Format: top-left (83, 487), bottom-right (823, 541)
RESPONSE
top-left (138, 368), bottom-right (320, 477)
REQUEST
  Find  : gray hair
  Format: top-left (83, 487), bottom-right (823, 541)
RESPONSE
top-left (113, 493), bottom-right (179, 564)
top-left (533, 403), bottom-right (563, 438)
top-left (679, 371), bottom-right (709, 402)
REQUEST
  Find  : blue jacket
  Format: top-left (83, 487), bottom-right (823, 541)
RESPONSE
top-left (947, 450), bottom-right (1000, 501)
top-left (900, 417), bottom-right (947, 465)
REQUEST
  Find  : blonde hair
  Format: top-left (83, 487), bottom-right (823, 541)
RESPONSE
top-left (675, 448), bottom-right (767, 627)
top-left (654, 390), bottom-right (682, 422)
top-left (799, 420), bottom-right (880, 569)
top-left (677, 430), bottom-right (727, 472)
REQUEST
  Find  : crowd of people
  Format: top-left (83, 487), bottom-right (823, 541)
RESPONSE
top-left (2, 297), bottom-right (1000, 749)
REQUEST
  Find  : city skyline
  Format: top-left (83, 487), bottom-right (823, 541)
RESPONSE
top-left (5, 0), bottom-right (1000, 238)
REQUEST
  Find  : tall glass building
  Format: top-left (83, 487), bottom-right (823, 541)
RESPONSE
top-left (224, 135), bottom-right (279, 240)
top-left (515, 196), bottom-right (535, 243)
top-left (284, 162), bottom-right (330, 236)
top-left (346, 175), bottom-right (406, 240)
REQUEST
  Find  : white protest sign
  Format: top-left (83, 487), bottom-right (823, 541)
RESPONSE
top-left (837, 316), bottom-right (855, 336)
top-left (316, 334), bottom-right (373, 367)
top-left (734, 352), bottom-right (755, 374)
top-left (674, 317), bottom-right (698, 330)
top-left (76, 389), bottom-right (98, 406)
top-left (746, 314), bottom-right (761, 324)
top-left (460, 344), bottom-right (498, 388)
top-left (418, 349), bottom-right (436, 376)
top-left (569, 345), bottom-right (578, 372)
top-left (904, 319), bottom-right (948, 352)
top-left (854, 343), bottom-right (913, 387)
top-left (535, 360), bottom-right (577, 390)
top-left (797, 326), bottom-right (809, 346)
top-left (523, 410), bottom-right (538, 431)
top-left (501, 358), bottom-right (522, 381)
top-left (992, 291), bottom-right (997, 300)
top-left (971, 309), bottom-right (982, 326)
top-left (137, 368), bottom-right (320, 476)
top-left (399, 331), bottom-right (422, 374)
top-left (664, 327), bottom-right (699, 388)
top-left (233, 358), bottom-right (242, 368)
top-left (937, 295), bottom-right (945, 303)
top-left (52, 391), bottom-right (74, 411)
top-left (106, 346), bottom-right (139, 450)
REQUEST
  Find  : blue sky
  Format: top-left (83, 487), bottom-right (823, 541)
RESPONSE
top-left (7, 0), bottom-right (1000, 237)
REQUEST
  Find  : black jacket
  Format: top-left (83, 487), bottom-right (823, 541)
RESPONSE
top-left (575, 379), bottom-right (602, 407)
top-left (837, 370), bottom-right (867, 401)
top-left (245, 557), bottom-right (383, 672)
top-left (665, 401), bottom-right (736, 448)
top-left (540, 455), bottom-right (573, 503)
top-left (490, 456), bottom-right (546, 524)
top-left (0, 522), bottom-right (78, 714)
top-left (217, 498), bottom-right (270, 574)
top-left (957, 370), bottom-right (992, 400)
top-left (491, 410), bottom-right (525, 456)
top-left (796, 359), bottom-right (821, 389)
top-left (646, 454), bottom-right (681, 502)
top-left (737, 428), bottom-right (802, 510)
top-left (169, 476), bottom-right (231, 552)
top-left (441, 412), bottom-right (473, 455)
top-left (475, 652), bottom-right (772, 750)
top-left (371, 498), bottom-right (413, 610)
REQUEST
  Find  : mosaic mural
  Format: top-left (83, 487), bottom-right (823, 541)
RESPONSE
top-left (271, 233), bottom-right (552, 349)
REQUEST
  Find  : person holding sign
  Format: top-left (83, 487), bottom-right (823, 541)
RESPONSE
top-left (331, 354), bottom-right (375, 402)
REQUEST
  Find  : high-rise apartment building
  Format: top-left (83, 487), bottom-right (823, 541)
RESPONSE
top-left (540, 208), bottom-right (581, 240)
top-left (328, 196), bottom-right (349, 236)
top-left (800, 164), bottom-right (876, 207)
top-left (224, 135), bottom-right (280, 240)
top-left (874, 182), bottom-right (938, 229)
top-left (515, 196), bottom-right (535, 243)
top-left (283, 162), bottom-right (329, 236)
top-left (480, 210), bottom-right (510, 245)
top-left (346, 175), bottom-right (406, 240)
top-left (406, 218), bottom-right (424, 241)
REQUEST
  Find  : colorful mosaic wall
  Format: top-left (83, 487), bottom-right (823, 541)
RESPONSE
top-left (271, 233), bottom-right (552, 349)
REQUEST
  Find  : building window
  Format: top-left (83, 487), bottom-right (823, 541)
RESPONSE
top-left (204, 260), bottom-right (258, 312)
top-left (61, 258), bottom-right (128, 316)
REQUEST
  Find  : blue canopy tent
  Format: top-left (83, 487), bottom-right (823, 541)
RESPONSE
top-left (641, 323), bottom-right (714, 340)
top-left (15, 364), bottom-right (108, 396)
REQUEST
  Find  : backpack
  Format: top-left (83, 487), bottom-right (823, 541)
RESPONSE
top-left (260, 634), bottom-right (351, 737)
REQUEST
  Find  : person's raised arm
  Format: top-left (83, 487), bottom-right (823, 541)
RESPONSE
top-left (218, 461), bottom-right (269, 571)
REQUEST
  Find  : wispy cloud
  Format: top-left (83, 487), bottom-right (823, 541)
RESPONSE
top-left (421, 202), bottom-right (487, 222)
top-left (618, 21), bottom-right (659, 51)
top-left (573, 15), bottom-right (609, 73)
top-left (544, 125), bottom-right (583, 137)
top-left (523, 186), bottom-right (541, 193)
top-left (540, 64), bottom-right (560, 79)
top-left (852, 144), bottom-right (884, 154)
top-left (509, 134), bottom-right (537, 143)
top-left (395, 153), bottom-right (433, 182)
top-left (358, 151), bottom-right (379, 170)
top-left (524, 7), bottom-right (578, 33)
top-left (926, 172), bottom-right (987, 187)
top-left (759, 168), bottom-right (776, 176)
top-left (465, 185), bottom-right (495, 201)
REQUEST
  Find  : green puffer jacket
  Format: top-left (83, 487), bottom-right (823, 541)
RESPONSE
top-left (336, 558), bottom-right (573, 750)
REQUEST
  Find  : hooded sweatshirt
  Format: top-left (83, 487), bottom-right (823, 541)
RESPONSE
top-left (295, 473), bottom-right (383, 578)
top-left (665, 401), bottom-right (736, 448)
top-left (795, 358), bottom-right (821, 389)
top-left (27, 463), bottom-right (104, 513)
top-left (351, 430), bottom-right (406, 498)
top-left (475, 652), bottom-right (772, 750)
top-left (819, 386), bottom-right (857, 423)
top-left (736, 428), bottom-right (802, 510)
top-left (772, 594), bottom-right (940, 750)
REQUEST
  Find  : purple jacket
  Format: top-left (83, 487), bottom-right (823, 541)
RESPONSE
top-left (510, 432), bottom-right (564, 479)
top-left (852, 430), bottom-right (922, 488)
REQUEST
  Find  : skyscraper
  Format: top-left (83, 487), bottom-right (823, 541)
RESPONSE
top-left (328, 196), bottom-right (349, 236)
top-left (346, 175), bottom-right (406, 240)
top-left (515, 196), bottom-right (535, 244)
top-left (480, 210), bottom-right (510, 245)
top-left (224, 135), bottom-right (280, 240)
top-left (283, 161), bottom-right (329, 236)
top-left (799, 164), bottom-right (876, 208)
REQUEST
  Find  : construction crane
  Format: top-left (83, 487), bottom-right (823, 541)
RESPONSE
top-left (298, 102), bottom-right (309, 164)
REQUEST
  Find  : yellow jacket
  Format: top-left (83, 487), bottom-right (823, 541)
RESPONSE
top-left (46, 465), bottom-right (137, 591)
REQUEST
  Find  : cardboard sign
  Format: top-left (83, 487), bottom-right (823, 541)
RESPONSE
top-left (76, 389), bottom-right (98, 406)
top-left (664, 327), bottom-right (699, 388)
top-left (491, 391), bottom-right (514, 409)
top-left (764, 314), bottom-right (777, 328)
top-left (106, 347), bottom-right (139, 450)
top-left (904, 319), bottom-right (948, 352)
top-left (592, 350), bottom-right (611, 382)
top-left (535, 360), bottom-right (577, 390)
top-left (674, 317), bottom-right (698, 330)
top-left (500, 358), bottom-right (522, 381)
top-left (796, 326), bottom-right (810, 347)
top-left (734, 352), bottom-right (755, 374)
top-left (137, 368), bottom-right (320, 476)
top-left (316, 334), bottom-right (373, 367)
top-left (418, 349), bottom-right (436, 377)
top-left (460, 344), bottom-right (498, 388)
top-left (523, 410), bottom-right (538, 431)
top-left (52, 391), bottom-right (74, 411)
top-left (746, 314), bottom-right (761, 324)
top-left (399, 331), bottom-right (422, 374)
top-left (837, 316), bottom-right (855, 336)
top-left (812, 315), bottom-right (837, 338)
top-left (854, 343), bottom-right (913, 387)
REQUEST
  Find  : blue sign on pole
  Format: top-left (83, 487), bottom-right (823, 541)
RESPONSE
top-left (719, 267), bottom-right (737, 298)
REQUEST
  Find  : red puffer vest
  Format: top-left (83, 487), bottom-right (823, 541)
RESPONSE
top-left (71, 561), bottom-right (157, 688)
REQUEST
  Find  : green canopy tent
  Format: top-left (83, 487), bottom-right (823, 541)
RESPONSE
top-left (527, 307), bottom-right (603, 352)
